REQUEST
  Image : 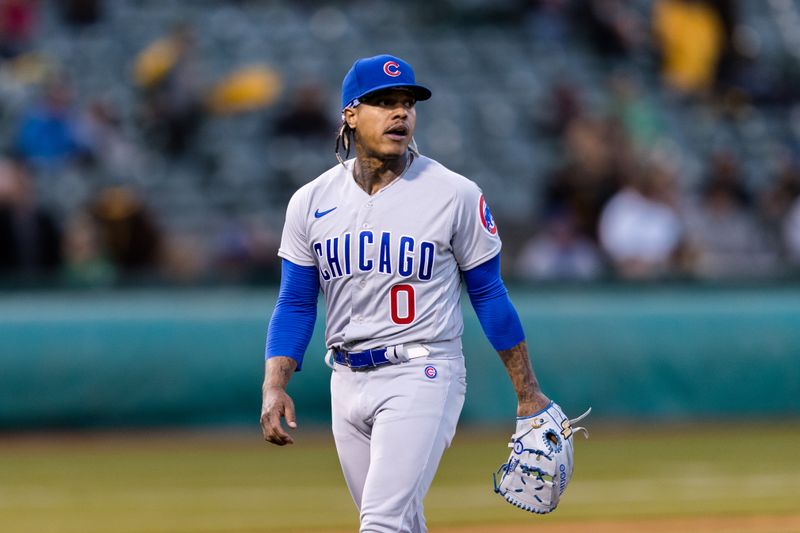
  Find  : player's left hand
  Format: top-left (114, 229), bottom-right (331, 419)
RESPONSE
top-left (493, 402), bottom-right (591, 514)
top-left (260, 386), bottom-right (297, 446)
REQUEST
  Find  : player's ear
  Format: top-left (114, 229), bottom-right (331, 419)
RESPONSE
top-left (344, 107), bottom-right (357, 129)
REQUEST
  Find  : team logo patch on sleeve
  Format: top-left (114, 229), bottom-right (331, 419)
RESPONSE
top-left (479, 195), bottom-right (498, 236)
top-left (424, 365), bottom-right (438, 379)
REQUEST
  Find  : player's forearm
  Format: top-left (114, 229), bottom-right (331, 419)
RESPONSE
top-left (497, 340), bottom-right (549, 417)
top-left (263, 357), bottom-right (298, 390)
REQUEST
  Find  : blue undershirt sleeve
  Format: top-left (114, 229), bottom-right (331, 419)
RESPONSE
top-left (461, 253), bottom-right (525, 351)
top-left (265, 258), bottom-right (320, 371)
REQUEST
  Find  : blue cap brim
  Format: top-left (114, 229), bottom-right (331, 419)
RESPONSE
top-left (346, 83), bottom-right (431, 109)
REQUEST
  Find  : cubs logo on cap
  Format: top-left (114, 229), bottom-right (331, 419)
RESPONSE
top-left (341, 54), bottom-right (432, 110)
top-left (383, 61), bottom-right (401, 77)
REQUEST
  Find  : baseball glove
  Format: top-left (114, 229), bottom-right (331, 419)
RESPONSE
top-left (493, 402), bottom-right (590, 514)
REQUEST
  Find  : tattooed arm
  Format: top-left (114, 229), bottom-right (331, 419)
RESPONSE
top-left (260, 356), bottom-right (299, 446)
top-left (498, 341), bottom-right (550, 417)
top-left (461, 256), bottom-right (550, 417)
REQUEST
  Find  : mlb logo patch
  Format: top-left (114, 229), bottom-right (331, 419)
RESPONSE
top-left (479, 195), bottom-right (497, 236)
top-left (424, 365), bottom-right (438, 379)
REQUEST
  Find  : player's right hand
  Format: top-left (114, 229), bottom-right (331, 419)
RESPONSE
top-left (260, 386), bottom-right (297, 446)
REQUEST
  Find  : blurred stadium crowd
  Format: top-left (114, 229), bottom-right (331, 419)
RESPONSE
top-left (3, 0), bottom-right (800, 287)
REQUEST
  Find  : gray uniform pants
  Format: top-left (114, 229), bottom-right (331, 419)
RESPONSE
top-left (331, 355), bottom-right (466, 533)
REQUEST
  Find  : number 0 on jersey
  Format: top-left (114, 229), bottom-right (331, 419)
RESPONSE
top-left (390, 284), bottom-right (416, 325)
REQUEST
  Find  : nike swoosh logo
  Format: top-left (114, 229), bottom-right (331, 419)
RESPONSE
top-left (314, 207), bottom-right (337, 218)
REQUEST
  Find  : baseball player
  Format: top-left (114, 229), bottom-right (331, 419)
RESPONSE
top-left (261, 54), bottom-right (583, 532)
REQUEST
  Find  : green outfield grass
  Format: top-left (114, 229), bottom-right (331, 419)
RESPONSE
top-left (1, 422), bottom-right (798, 533)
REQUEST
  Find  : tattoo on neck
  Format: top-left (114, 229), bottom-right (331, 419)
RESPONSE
top-left (353, 151), bottom-right (411, 194)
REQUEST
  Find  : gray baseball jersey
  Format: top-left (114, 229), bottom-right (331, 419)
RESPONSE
top-left (278, 154), bottom-right (502, 352)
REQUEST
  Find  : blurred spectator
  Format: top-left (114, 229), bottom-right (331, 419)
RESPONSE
top-left (59, 0), bottom-right (103, 27)
top-left (706, 150), bottom-right (752, 205)
top-left (206, 63), bottom-right (282, 115)
top-left (543, 115), bottom-right (625, 242)
top-left (715, 22), bottom-right (786, 109)
top-left (684, 154), bottom-right (779, 278)
top-left (760, 153), bottom-right (800, 246)
top-left (653, 0), bottom-right (725, 96)
top-left (515, 210), bottom-right (604, 281)
top-left (0, 0), bottom-right (37, 61)
top-left (572, 0), bottom-right (646, 61)
top-left (214, 220), bottom-right (251, 281)
top-left (784, 196), bottom-right (800, 267)
top-left (14, 75), bottom-right (90, 170)
top-left (133, 24), bottom-right (205, 156)
top-left (608, 71), bottom-right (663, 149)
top-left (62, 210), bottom-right (116, 287)
top-left (212, 217), bottom-right (280, 282)
top-left (160, 233), bottom-right (210, 284)
top-left (272, 83), bottom-right (333, 140)
top-left (711, 0), bottom-right (745, 98)
top-left (538, 80), bottom-right (584, 139)
top-left (525, 0), bottom-right (571, 46)
top-left (79, 98), bottom-right (142, 179)
top-left (89, 186), bottom-right (162, 275)
top-left (0, 157), bottom-right (62, 279)
top-left (599, 157), bottom-right (685, 279)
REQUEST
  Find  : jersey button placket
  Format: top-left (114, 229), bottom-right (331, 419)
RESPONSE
top-left (351, 201), bottom-right (374, 329)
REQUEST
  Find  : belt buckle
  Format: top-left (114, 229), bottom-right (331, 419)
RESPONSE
top-left (368, 348), bottom-right (390, 369)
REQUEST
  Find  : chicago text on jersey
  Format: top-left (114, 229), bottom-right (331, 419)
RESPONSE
top-left (313, 231), bottom-right (435, 281)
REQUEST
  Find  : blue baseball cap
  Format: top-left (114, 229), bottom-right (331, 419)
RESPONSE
top-left (341, 54), bottom-right (431, 111)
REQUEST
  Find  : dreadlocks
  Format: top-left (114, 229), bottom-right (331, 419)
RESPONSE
top-left (335, 119), bottom-right (353, 167)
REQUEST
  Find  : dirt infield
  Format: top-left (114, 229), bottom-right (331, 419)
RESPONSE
top-left (433, 514), bottom-right (800, 533)
top-left (297, 515), bottom-right (800, 533)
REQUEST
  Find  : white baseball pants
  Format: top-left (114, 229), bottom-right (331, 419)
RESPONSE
top-left (331, 354), bottom-right (466, 533)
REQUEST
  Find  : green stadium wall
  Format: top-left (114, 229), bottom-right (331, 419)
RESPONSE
top-left (1, 287), bottom-right (799, 428)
